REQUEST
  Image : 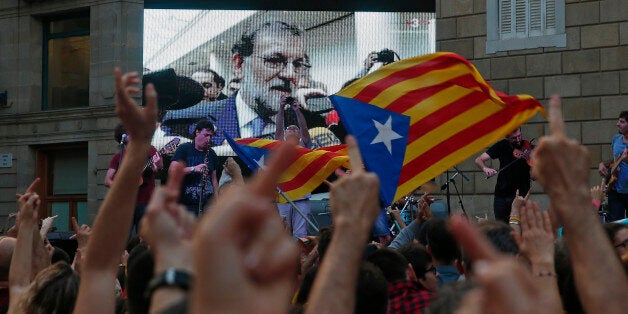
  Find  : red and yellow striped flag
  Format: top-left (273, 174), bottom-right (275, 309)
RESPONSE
top-left (330, 52), bottom-right (545, 205)
top-left (232, 138), bottom-right (349, 202)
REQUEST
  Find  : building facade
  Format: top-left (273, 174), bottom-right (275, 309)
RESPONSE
top-left (435, 0), bottom-right (627, 217)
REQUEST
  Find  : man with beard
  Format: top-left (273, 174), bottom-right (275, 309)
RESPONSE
top-left (474, 127), bottom-right (531, 223)
top-left (162, 21), bottom-right (325, 145)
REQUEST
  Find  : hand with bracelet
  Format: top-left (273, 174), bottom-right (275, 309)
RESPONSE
top-left (509, 189), bottom-right (530, 235)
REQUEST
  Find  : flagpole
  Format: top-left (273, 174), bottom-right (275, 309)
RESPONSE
top-left (276, 187), bottom-right (320, 234)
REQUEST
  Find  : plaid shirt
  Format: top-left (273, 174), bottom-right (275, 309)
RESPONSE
top-left (387, 280), bottom-right (434, 314)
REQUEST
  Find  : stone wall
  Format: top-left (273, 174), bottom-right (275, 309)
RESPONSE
top-left (0, 0), bottom-right (143, 224)
top-left (435, 0), bottom-right (627, 218)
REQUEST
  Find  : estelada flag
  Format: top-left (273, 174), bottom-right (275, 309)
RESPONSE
top-left (330, 52), bottom-right (545, 206)
top-left (224, 133), bottom-right (350, 202)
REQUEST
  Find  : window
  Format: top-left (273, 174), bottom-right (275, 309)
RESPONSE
top-left (42, 12), bottom-right (90, 110)
top-left (36, 143), bottom-right (88, 232)
top-left (486, 0), bottom-right (566, 53)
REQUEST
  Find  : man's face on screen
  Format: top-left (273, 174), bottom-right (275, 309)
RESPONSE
top-left (240, 29), bottom-right (306, 113)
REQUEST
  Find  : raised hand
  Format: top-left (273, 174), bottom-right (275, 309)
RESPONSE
top-left (192, 142), bottom-right (298, 313)
top-left (69, 217), bottom-right (91, 251)
top-left (589, 177), bottom-right (605, 207)
top-left (328, 136), bottom-right (381, 231)
top-left (531, 95), bottom-right (591, 212)
top-left (449, 215), bottom-right (542, 314)
top-left (530, 95), bottom-right (628, 314)
top-left (113, 68), bottom-right (157, 143)
top-left (512, 202), bottom-right (555, 267)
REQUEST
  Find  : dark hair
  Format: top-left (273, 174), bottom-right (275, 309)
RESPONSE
top-left (554, 238), bottom-right (584, 314)
top-left (295, 266), bottom-right (318, 305)
top-left (229, 78), bottom-right (241, 84)
top-left (398, 243), bottom-right (431, 280)
top-left (620, 111), bottom-right (628, 120)
top-left (426, 219), bottom-right (460, 264)
top-left (367, 248), bottom-right (409, 283)
top-left (126, 244), bottom-right (154, 314)
top-left (317, 226), bottom-right (334, 261)
top-left (51, 246), bottom-right (71, 265)
top-left (477, 221), bottom-right (519, 255)
top-left (355, 262), bottom-right (388, 314)
top-left (604, 223), bottom-right (628, 248)
top-left (114, 123), bottom-right (127, 143)
top-left (194, 118), bottom-right (215, 134)
top-left (425, 280), bottom-right (476, 314)
top-left (18, 262), bottom-right (80, 314)
top-left (195, 67), bottom-right (225, 88)
top-left (232, 20), bottom-right (303, 57)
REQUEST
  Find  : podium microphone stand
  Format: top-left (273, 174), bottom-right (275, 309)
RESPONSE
top-left (441, 166), bottom-right (470, 217)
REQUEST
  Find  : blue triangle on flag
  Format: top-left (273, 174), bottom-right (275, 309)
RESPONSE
top-left (329, 95), bottom-right (410, 206)
top-left (224, 132), bottom-right (269, 173)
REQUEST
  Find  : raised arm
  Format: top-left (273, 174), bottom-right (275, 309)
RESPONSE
top-left (292, 100), bottom-right (311, 148)
top-left (306, 136), bottom-right (381, 314)
top-left (8, 193), bottom-right (40, 311)
top-left (275, 100), bottom-right (286, 141)
top-left (191, 142), bottom-right (298, 313)
top-left (532, 95), bottom-right (628, 313)
top-left (74, 69), bottom-right (158, 314)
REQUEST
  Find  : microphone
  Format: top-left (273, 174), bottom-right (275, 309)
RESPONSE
top-left (120, 134), bottom-right (128, 145)
top-left (453, 166), bottom-right (470, 181)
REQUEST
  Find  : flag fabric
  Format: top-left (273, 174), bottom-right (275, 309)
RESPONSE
top-left (330, 52), bottom-right (545, 206)
top-left (224, 133), bottom-right (350, 202)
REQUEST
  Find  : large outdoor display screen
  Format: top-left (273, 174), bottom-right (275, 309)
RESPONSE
top-left (144, 10), bottom-right (435, 154)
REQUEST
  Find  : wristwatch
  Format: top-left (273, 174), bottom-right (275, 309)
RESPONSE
top-left (145, 268), bottom-right (192, 299)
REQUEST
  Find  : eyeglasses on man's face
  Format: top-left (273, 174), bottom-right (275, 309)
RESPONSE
top-left (253, 55), bottom-right (311, 74)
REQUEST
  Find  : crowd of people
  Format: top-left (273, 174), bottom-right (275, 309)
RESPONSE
top-left (3, 17), bottom-right (628, 314)
top-left (0, 64), bottom-right (626, 314)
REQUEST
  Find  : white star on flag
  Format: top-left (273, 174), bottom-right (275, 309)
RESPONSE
top-left (255, 154), bottom-right (267, 170)
top-left (371, 116), bottom-right (403, 154)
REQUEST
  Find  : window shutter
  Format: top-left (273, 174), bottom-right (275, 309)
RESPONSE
top-left (529, 0), bottom-right (542, 36)
top-left (545, 0), bottom-right (557, 35)
top-left (499, 0), bottom-right (514, 39)
top-left (515, 0), bottom-right (527, 36)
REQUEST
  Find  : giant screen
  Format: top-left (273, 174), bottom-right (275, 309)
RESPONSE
top-left (144, 10), bottom-right (435, 154)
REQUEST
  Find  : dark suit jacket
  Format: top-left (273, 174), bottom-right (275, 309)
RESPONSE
top-left (161, 94), bottom-right (327, 146)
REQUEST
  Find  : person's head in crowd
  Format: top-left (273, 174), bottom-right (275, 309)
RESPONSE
top-left (114, 123), bottom-right (128, 144)
top-left (416, 218), bottom-right (435, 246)
top-left (355, 262), bottom-right (388, 314)
top-left (126, 244), bottom-right (154, 314)
top-left (191, 68), bottom-right (226, 101)
top-left (425, 280), bottom-right (476, 314)
top-left (398, 243), bottom-right (439, 292)
top-left (17, 262), bottom-right (80, 313)
top-left (554, 238), bottom-right (584, 314)
top-left (284, 124), bottom-right (301, 145)
top-left (126, 234), bottom-right (142, 254)
top-left (231, 20), bottom-right (306, 118)
top-left (227, 78), bottom-right (241, 96)
top-left (603, 223), bottom-right (628, 258)
top-left (317, 226), bottom-right (333, 261)
top-left (426, 219), bottom-right (460, 265)
top-left (460, 221), bottom-right (520, 275)
top-left (0, 236), bottom-right (16, 282)
top-left (51, 246), bottom-right (71, 265)
top-left (193, 119), bottom-right (215, 149)
top-left (477, 221), bottom-right (519, 255)
top-left (618, 110), bottom-right (628, 130)
top-left (367, 248), bottom-right (414, 283)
